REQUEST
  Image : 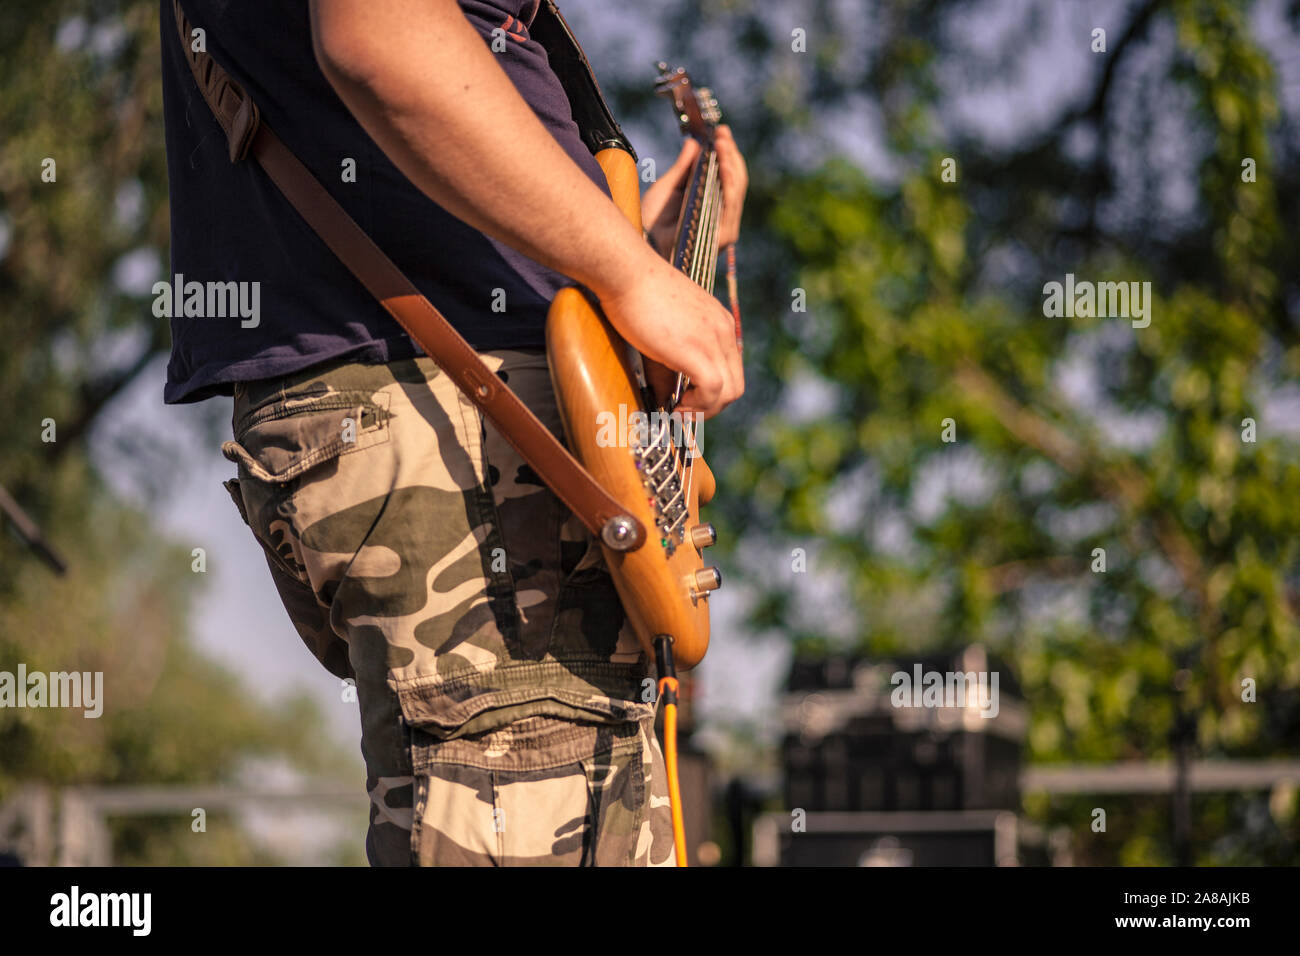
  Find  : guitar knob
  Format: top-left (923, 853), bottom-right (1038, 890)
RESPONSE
top-left (690, 523), bottom-right (717, 550)
top-left (693, 567), bottom-right (723, 593)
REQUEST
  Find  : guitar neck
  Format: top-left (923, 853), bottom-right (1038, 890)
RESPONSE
top-left (670, 143), bottom-right (723, 295)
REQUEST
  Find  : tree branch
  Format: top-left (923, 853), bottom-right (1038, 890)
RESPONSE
top-left (0, 484), bottom-right (66, 574)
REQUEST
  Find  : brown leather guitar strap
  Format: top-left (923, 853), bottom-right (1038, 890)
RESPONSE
top-left (170, 0), bottom-right (644, 551)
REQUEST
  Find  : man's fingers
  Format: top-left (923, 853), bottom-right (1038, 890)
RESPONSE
top-left (710, 126), bottom-right (747, 248)
top-left (678, 369), bottom-right (723, 418)
top-left (716, 319), bottom-right (744, 407)
top-left (671, 137), bottom-right (701, 171)
top-left (658, 137), bottom-right (700, 189)
top-left (678, 307), bottom-right (743, 418)
top-left (596, 251), bottom-right (742, 420)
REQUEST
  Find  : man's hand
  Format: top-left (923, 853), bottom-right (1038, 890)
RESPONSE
top-left (634, 125), bottom-right (747, 417)
top-left (593, 253), bottom-right (743, 419)
top-left (642, 125), bottom-right (748, 257)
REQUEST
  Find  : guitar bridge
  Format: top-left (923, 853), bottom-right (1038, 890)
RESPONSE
top-left (631, 427), bottom-right (688, 555)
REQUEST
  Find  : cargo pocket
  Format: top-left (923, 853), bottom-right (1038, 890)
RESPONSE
top-left (219, 394), bottom-right (388, 682)
top-left (221, 391), bottom-right (391, 578)
top-left (221, 391), bottom-right (391, 486)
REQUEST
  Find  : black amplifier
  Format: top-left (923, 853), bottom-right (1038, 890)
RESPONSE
top-left (752, 810), bottom-right (1051, 866)
top-left (781, 646), bottom-right (1026, 813)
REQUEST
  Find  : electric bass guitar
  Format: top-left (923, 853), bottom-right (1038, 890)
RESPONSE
top-left (546, 64), bottom-right (728, 670)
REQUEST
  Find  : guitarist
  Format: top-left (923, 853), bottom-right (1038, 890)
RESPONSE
top-left (160, 0), bottom-right (747, 865)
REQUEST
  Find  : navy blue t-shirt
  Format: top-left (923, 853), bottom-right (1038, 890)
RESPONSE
top-left (160, 0), bottom-right (611, 403)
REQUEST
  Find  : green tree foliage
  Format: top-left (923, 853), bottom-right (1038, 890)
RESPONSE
top-left (4, 0), bottom-right (1297, 867)
top-left (601, 0), bottom-right (1300, 863)
top-left (0, 3), bottom-right (353, 864)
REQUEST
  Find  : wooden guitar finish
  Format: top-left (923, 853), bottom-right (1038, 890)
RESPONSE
top-left (546, 79), bottom-right (724, 670)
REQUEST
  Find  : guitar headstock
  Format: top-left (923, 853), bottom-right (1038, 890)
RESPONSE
top-left (654, 62), bottom-right (721, 145)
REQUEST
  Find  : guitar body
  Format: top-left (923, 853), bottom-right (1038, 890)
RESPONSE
top-left (546, 147), bottom-right (716, 670)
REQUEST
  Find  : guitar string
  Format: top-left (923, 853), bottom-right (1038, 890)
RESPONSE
top-left (677, 151), bottom-right (716, 480)
top-left (690, 151), bottom-right (724, 513)
top-left (662, 147), bottom-right (715, 438)
top-left (657, 150), bottom-right (712, 449)
top-left (671, 147), bottom-right (722, 396)
top-left (678, 149), bottom-right (722, 533)
top-left (681, 149), bottom-right (722, 476)
top-left (669, 148), bottom-right (711, 410)
top-left (693, 154), bottom-right (723, 487)
top-left (682, 152), bottom-right (720, 504)
top-left (656, 148), bottom-right (712, 536)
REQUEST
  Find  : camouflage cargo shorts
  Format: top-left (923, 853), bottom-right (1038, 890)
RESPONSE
top-left (220, 349), bottom-right (675, 866)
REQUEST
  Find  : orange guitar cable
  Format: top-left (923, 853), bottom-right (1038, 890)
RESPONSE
top-left (654, 636), bottom-right (689, 867)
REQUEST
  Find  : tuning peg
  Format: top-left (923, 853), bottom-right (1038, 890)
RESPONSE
top-left (654, 62), bottom-right (683, 84)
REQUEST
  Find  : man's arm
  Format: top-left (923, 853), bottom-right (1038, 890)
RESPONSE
top-left (309, 0), bottom-right (742, 416)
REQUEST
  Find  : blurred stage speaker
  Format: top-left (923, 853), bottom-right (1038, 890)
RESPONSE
top-left (781, 646), bottom-right (1026, 813)
top-left (763, 646), bottom-right (1042, 865)
top-left (752, 809), bottom-right (1051, 866)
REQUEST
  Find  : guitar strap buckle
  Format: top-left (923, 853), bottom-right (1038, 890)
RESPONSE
top-left (171, 0), bottom-right (261, 163)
